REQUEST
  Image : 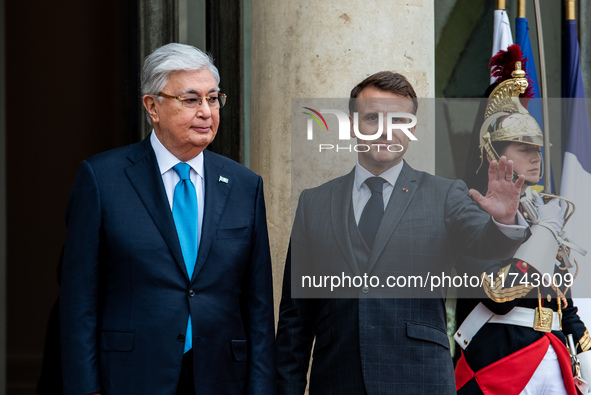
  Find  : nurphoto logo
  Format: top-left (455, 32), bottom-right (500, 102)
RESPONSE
top-left (302, 107), bottom-right (418, 153)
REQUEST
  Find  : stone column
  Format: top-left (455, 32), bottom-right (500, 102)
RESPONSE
top-left (250, 1), bottom-right (435, 311)
top-left (138, 0), bottom-right (178, 138)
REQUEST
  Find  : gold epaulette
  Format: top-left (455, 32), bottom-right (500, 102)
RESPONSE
top-left (481, 264), bottom-right (535, 303)
top-left (580, 330), bottom-right (591, 353)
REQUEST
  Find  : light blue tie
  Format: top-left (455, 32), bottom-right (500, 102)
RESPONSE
top-left (172, 163), bottom-right (198, 353)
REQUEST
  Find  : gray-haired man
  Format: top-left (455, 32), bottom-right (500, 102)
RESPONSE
top-left (60, 43), bottom-right (276, 395)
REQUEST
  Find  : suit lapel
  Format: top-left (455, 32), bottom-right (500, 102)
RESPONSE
top-left (193, 150), bottom-right (232, 280)
top-left (366, 162), bottom-right (420, 274)
top-left (330, 169), bottom-right (362, 276)
top-left (124, 137), bottom-right (188, 278)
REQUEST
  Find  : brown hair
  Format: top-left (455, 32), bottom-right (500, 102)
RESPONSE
top-left (349, 71), bottom-right (418, 115)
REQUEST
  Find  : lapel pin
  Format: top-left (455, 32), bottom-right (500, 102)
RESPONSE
top-left (402, 187), bottom-right (408, 192)
top-left (218, 176), bottom-right (229, 184)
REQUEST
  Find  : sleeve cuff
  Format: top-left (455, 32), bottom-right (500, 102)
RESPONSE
top-left (493, 212), bottom-right (528, 240)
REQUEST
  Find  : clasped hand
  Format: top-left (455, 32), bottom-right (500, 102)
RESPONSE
top-left (532, 190), bottom-right (566, 233)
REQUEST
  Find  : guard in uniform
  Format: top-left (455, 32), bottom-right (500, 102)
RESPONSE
top-left (454, 48), bottom-right (591, 395)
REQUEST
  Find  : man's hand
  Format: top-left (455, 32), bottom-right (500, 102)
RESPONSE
top-left (469, 156), bottom-right (525, 224)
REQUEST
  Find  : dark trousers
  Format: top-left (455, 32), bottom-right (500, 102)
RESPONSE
top-left (176, 349), bottom-right (195, 395)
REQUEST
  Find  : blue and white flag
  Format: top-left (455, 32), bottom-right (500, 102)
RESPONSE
top-left (561, 18), bottom-right (591, 324)
top-left (491, 9), bottom-right (513, 83)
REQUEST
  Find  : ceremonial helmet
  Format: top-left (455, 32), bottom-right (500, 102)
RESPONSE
top-left (478, 46), bottom-right (544, 182)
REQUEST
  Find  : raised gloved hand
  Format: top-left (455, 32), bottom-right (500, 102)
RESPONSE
top-left (532, 190), bottom-right (566, 234)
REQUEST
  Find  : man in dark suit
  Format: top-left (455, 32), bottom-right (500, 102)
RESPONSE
top-left (60, 43), bottom-right (276, 395)
top-left (276, 71), bottom-right (528, 394)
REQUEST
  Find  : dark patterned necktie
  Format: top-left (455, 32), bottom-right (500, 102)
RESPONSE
top-left (358, 177), bottom-right (386, 249)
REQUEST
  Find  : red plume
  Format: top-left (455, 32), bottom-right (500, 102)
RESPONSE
top-left (489, 44), bottom-right (535, 99)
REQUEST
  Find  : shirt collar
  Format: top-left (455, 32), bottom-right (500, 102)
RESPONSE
top-left (354, 160), bottom-right (404, 191)
top-left (150, 131), bottom-right (204, 179)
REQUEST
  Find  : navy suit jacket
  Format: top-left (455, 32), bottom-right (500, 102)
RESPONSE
top-left (276, 162), bottom-right (525, 394)
top-left (60, 137), bottom-right (276, 395)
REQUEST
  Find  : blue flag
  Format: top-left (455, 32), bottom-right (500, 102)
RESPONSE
top-left (515, 17), bottom-right (540, 99)
top-left (515, 17), bottom-right (553, 192)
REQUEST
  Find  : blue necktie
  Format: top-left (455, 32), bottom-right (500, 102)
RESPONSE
top-left (358, 177), bottom-right (386, 249)
top-left (172, 163), bottom-right (198, 353)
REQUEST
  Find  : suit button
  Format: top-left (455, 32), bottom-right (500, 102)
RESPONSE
top-left (178, 334), bottom-right (186, 342)
top-left (189, 289), bottom-right (195, 297)
top-left (362, 286), bottom-right (369, 294)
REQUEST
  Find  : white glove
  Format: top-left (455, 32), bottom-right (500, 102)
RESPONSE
top-left (533, 190), bottom-right (566, 234)
top-left (576, 350), bottom-right (591, 393)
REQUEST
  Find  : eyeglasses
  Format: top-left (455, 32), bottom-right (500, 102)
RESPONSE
top-left (157, 92), bottom-right (227, 109)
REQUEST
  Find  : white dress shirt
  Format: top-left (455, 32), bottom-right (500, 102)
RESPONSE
top-left (352, 160), bottom-right (403, 224)
top-left (352, 160), bottom-right (527, 238)
top-left (150, 131), bottom-right (204, 246)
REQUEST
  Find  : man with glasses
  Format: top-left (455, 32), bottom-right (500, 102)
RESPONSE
top-left (60, 43), bottom-right (276, 395)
